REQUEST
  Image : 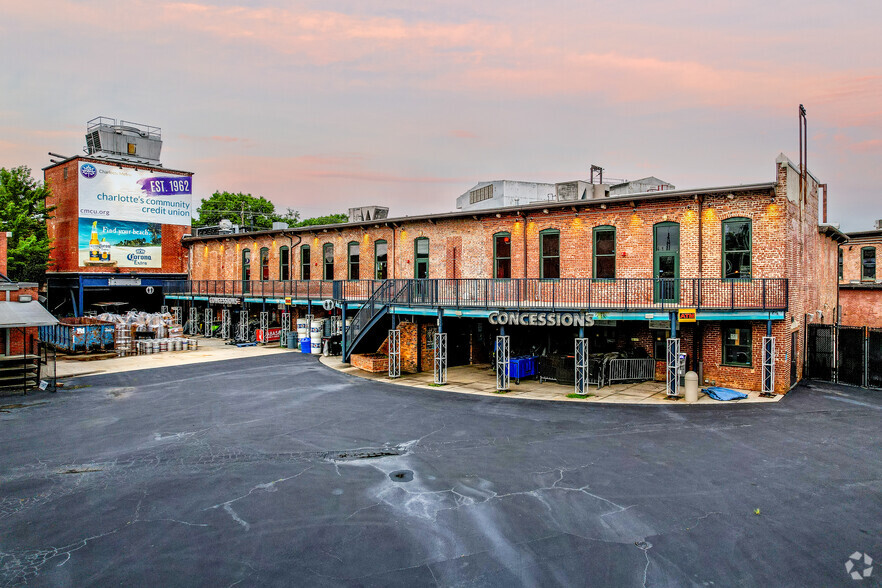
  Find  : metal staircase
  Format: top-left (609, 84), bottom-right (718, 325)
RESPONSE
top-left (343, 280), bottom-right (408, 360)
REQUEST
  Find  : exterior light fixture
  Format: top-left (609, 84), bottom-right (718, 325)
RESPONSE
top-left (727, 193), bottom-right (735, 200)
top-left (600, 203), bottom-right (607, 209)
top-left (495, 213), bottom-right (501, 218)
top-left (542, 209), bottom-right (549, 214)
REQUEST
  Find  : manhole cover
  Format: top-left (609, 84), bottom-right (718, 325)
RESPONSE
top-left (389, 470), bottom-right (414, 483)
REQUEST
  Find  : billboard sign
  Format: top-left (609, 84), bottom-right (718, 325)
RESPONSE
top-left (78, 160), bottom-right (192, 226)
top-left (78, 218), bottom-right (162, 268)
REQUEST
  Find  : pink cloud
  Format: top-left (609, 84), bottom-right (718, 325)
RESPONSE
top-left (451, 130), bottom-right (477, 139)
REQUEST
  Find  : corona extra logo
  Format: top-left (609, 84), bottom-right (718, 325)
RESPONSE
top-left (80, 163), bottom-right (97, 178)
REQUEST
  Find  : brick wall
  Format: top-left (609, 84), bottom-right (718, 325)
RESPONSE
top-left (840, 289), bottom-right (882, 328)
top-left (840, 234), bottom-right (882, 284)
top-left (44, 157), bottom-right (190, 275)
top-left (183, 155), bottom-right (840, 394)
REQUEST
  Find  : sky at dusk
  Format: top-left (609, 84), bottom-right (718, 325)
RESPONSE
top-left (1, 0), bottom-right (880, 230)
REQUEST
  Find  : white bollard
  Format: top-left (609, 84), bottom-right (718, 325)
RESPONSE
top-left (685, 371), bottom-right (699, 403)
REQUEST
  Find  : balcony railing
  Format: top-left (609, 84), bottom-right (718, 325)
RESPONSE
top-left (334, 278), bottom-right (788, 311)
top-left (165, 278), bottom-right (788, 312)
top-left (163, 279), bottom-right (335, 300)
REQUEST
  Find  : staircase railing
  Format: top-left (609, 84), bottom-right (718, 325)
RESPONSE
top-left (344, 280), bottom-right (408, 357)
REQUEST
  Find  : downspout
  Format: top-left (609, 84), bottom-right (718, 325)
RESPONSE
top-left (522, 212), bottom-right (528, 279)
top-left (696, 195), bottom-right (704, 371)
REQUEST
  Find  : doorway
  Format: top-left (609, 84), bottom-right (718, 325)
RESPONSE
top-left (654, 222), bottom-right (680, 303)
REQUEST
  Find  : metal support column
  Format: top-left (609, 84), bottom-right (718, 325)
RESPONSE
top-left (221, 308), bottom-right (231, 339)
top-left (204, 308), bottom-right (213, 338)
top-left (341, 305), bottom-right (347, 360)
top-left (434, 332), bottom-right (447, 385)
top-left (172, 307), bottom-right (181, 326)
top-left (388, 329), bottom-right (401, 379)
top-left (77, 276), bottom-right (84, 318)
top-left (761, 336), bottom-right (776, 396)
top-left (496, 335), bottom-right (510, 391)
top-left (188, 307), bottom-right (199, 335)
top-left (666, 337), bottom-right (681, 397)
top-left (281, 312), bottom-right (291, 346)
top-left (575, 338), bottom-right (589, 395)
top-left (238, 310), bottom-right (249, 341)
top-left (259, 311), bottom-right (269, 342)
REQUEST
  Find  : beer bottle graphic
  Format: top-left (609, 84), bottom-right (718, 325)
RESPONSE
top-left (99, 237), bottom-right (111, 262)
top-left (89, 221), bottom-right (100, 261)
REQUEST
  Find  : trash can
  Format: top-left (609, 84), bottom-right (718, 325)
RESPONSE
top-left (287, 332), bottom-right (298, 349)
top-left (685, 371), bottom-right (699, 403)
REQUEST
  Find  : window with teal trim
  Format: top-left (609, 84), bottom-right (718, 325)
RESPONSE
top-left (494, 232), bottom-right (511, 279)
top-left (540, 229), bottom-right (560, 279)
top-left (323, 243), bottom-right (334, 280)
top-left (862, 247), bottom-right (876, 281)
top-left (722, 218), bottom-right (751, 279)
top-left (301, 245), bottom-right (311, 280)
top-left (593, 226), bottom-right (615, 279)
top-left (722, 324), bottom-right (752, 367)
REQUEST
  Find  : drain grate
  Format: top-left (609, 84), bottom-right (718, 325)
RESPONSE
top-left (389, 470), bottom-right (414, 483)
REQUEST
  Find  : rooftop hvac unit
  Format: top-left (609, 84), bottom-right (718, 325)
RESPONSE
top-left (218, 219), bottom-right (234, 234)
top-left (875, 219), bottom-right (882, 230)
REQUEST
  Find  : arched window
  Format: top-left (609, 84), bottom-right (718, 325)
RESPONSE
top-left (375, 240), bottom-right (388, 279)
top-left (493, 232), bottom-right (511, 279)
top-left (539, 229), bottom-right (560, 279)
top-left (279, 246), bottom-right (290, 281)
top-left (593, 226), bottom-right (615, 279)
top-left (414, 237), bottom-right (429, 279)
top-left (323, 243), bottom-right (334, 280)
top-left (242, 248), bottom-right (251, 282)
top-left (722, 218), bottom-right (751, 279)
top-left (347, 241), bottom-right (360, 280)
top-left (259, 247), bottom-right (270, 280)
top-left (862, 247), bottom-right (877, 281)
top-left (301, 245), bottom-right (311, 280)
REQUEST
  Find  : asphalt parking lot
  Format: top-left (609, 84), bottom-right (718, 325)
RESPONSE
top-left (1, 353), bottom-right (880, 587)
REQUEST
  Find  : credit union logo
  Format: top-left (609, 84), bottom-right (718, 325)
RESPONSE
top-left (80, 163), bottom-right (97, 178)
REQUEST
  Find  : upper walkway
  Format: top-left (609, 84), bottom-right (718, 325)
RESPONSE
top-left (165, 277), bottom-right (789, 312)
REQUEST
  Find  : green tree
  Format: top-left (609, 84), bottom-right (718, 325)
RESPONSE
top-left (294, 213), bottom-right (349, 227)
top-left (193, 191), bottom-right (278, 230)
top-left (0, 166), bottom-right (54, 283)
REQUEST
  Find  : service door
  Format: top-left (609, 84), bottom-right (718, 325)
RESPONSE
top-left (654, 223), bottom-right (680, 304)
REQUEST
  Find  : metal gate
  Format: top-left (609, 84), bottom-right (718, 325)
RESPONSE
top-left (869, 329), bottom-right (882, 389)
top-left (806, 324), bottom-right (834, 381)
top-left (806, 324), bottom-right (881, 390)
top-left (838, 326), bottom-right (866, 387)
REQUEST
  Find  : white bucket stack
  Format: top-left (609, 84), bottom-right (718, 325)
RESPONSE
top-left (310, 319), bottom-right (323, 355)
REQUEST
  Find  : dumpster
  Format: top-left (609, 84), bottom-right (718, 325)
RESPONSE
top-left (509, 355), bottom-right (537, 383)
top-left (39, 317), bottom-right (115, 353)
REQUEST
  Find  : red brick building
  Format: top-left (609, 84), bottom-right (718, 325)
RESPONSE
top-left (0, 232), bottom-right (57, 394)
top-left (839, 226), bottom-right (882, 328)
top-left (43, 118), bottom-right (192, 316)
top-left (168, 153), bottom-right (841, 395)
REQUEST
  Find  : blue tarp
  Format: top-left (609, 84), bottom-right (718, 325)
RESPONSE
top-left (702, 386), bottom-right (749, 401)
